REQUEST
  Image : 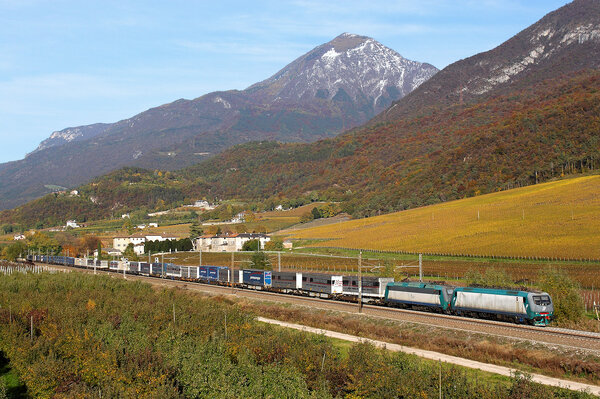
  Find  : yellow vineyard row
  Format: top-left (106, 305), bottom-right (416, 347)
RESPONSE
top-left (285, 175), bottom-right (600, 260)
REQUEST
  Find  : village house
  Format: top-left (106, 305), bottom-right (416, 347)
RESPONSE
top-left (192, 200), bottom-right (215, 210)
top-left (195, 233), bottom-right (270, 252)
top-left (65, 220), bottom-right (80, 229)
top-left (113, 234), bottom-right (181, 255)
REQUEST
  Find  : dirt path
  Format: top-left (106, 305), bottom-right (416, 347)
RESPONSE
top-left (257, 317), bottom-right (600, 396)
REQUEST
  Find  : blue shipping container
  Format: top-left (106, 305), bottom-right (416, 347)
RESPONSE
top-left (243, 269), bottom-right (272, 287)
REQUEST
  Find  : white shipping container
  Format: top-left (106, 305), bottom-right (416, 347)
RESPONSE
top-left (332, 276), bottom-right (343, 294)
top-left (455, 292), bottom-right (526, 314)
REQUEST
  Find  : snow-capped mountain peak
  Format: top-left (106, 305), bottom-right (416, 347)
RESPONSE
top-left (246, 33), bottom-right (438, 112)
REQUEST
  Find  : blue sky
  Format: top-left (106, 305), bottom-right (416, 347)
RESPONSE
top-left (0, 0), bottom-right (571, 163)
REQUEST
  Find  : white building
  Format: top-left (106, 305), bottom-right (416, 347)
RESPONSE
top-left (121, 213), bottom-right (130, 219)
top-left (13, 234), bottom-right (26, 241)
top-left (231, 212), bottom-right (245, 224)
top-left (195, 233), bottom-right (270, 252)
top-left (113, 235), bottom-right (146, 253)
top-left (193, 200), bottom-right (215, 210)
top-left (113, 234), bottom-right (180, 255)
top-left (66, 220), bottom-right (80, 228)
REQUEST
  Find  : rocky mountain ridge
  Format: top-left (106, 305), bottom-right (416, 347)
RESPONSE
top-left (0, 34), bottom-right (437, 210)
top-left (379, 0), bottom-right (600, 122)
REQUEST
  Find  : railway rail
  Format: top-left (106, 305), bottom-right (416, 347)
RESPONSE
top-left (34, 262), bottom-right (600, 352)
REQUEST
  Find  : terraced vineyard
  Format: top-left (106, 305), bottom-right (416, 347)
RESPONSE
top-left (284, 176), bottom-right (600, 261)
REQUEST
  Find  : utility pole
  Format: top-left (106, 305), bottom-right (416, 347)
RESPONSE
top-left (199, 249), bottom-right (202, 266)
top-left (439, 359), bottom-right (442, 399)
top-left (278, 252), bottom-right (281, 272)
top-left (162, 252), bottom-right (164, 278)
top-left (358, 251), bottom-right (363, 313)
top-left (419, 254), bottom-right (423, 282)
top-left (231, 252), bottom-right (235, 292)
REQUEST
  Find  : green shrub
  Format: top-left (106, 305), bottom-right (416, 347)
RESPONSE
top-left (538, 268), bottom-right (585, 323)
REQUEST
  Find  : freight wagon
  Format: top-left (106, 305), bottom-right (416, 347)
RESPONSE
top-left (301, 273), bottom-right (343, 297)
top-left (272, 271), bottom-right (302, 293)
top-left (27, 255), bottom-right (555, 327)
top-left (242, 269), bottom-right (272, 289)
top-left (342, 276), bottom-right (393, 300)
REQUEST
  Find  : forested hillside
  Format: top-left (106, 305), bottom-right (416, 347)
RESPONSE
top-left (2, 70), bottom-right (599, 229)
top-left (184, 71), bottom-right (600, 216)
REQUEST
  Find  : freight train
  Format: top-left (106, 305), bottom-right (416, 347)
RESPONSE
top-left (26, 255), bottom-right (554, 326)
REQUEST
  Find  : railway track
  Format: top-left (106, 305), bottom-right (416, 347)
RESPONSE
top-left (38, 263), bottom-right (600, 352)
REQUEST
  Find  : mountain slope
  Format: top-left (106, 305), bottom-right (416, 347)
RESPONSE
top-left (3, 70), bottom-right (599, 229)
top-left (3, 0), bottom-right (600, 227)
top-left (0, 34), bottom-right (437, 210)
top-left (378, 0), bottom-right (600, 122)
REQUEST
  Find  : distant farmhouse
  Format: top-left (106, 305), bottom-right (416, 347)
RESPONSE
top-left (65, 220), bottom-right (80, 229)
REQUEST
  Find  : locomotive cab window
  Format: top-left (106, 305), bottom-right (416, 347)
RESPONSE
top-left (533, 295), bottom-right (551, 306)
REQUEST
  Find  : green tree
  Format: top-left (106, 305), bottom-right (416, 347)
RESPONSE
top-left (311, 207), bottom-right (322, 220)
top-left (27, 232), bottom-right (61, 255)
top-left (189, 220), bottom-right (203, 240)
top-left (300, 211), bottom-right (313, 223)
top-left (538, 268), bottom-right (584, 323)
top-left (465, 268), bottom-right (514, 288)
top-left (242, 239), bottom-right (259, 252)
top-left (264, 238), bottom-right (284, 251)
top-left (2, 241), bottom-right (28, 261)
top-left (122, 218), bottom-right (134, 235)
top-left (122, 243), bottom-right (139, 261)
top-left (250, 251), bottom-right (272, 270)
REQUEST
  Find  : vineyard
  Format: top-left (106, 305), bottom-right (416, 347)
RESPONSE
top-left (283, 175), bottom-right (600, 260)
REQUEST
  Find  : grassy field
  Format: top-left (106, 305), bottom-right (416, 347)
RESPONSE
top-left (282, 175), bottom-right (600, 261)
